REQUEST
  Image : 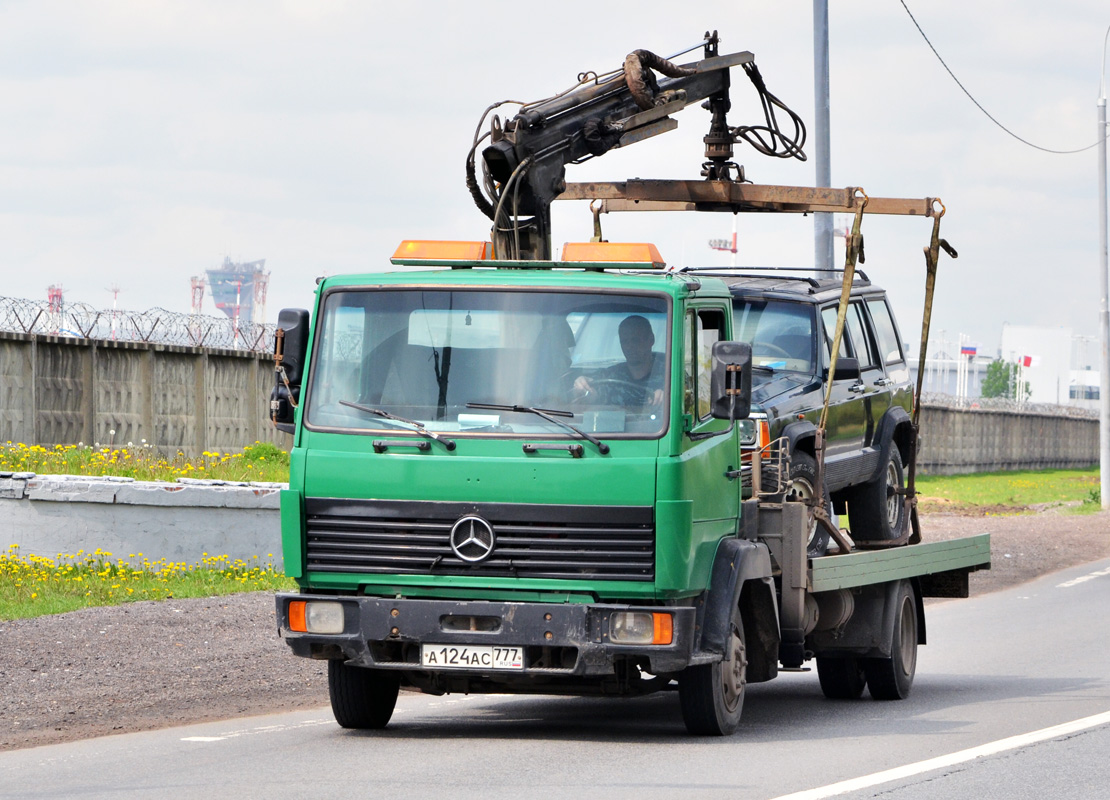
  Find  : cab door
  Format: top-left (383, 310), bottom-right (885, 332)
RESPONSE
top-left (680, 305), bottom-right (742, 522)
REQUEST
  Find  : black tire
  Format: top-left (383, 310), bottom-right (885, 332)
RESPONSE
top-left (328, 659), bottom-right (401, 729)
top-left (848, 445), bottom-right (906, 540)
top-left (863, 581), bottom-right (918, 700)
top-left (679, 602), bottom-right (747, 736)
top-left (785, 451), bottom-right (833, 558)
top-left (816, 657), bottom-right (867, 699)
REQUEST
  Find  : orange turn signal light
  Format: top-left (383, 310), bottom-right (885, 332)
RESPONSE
top-left (288, 600), bottom-right (308, 633)
top-left (756, 419), bottom-right (770, 450)
top-left (561, 241), bottom-right (665, 267)
top-left (652, 612), bottom-right (674, 645)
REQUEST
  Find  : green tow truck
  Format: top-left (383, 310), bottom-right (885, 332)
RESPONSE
top-left (269, 34), bottom-right (989, 735)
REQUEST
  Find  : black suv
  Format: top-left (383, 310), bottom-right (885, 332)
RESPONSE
top-left (721, 272), bottom-right (914, 556)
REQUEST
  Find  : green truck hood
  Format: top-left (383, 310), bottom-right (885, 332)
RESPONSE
top-left (302, 434), bottom-right (658, 507)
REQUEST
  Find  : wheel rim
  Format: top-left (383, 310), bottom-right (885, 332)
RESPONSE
top-left (897, 596), bottom-right (916, 677)
top-left (884, 460), bottom-right (901, 529)
top-left (786, 476), bottom-right (820, 547)
top-left (721, 625), bottom-right (746, 712)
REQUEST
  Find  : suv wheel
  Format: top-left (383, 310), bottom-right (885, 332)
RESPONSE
top-left (848, 445), bottom-right (906, 540)
top-left (785, 451), bottom-right (833, 558)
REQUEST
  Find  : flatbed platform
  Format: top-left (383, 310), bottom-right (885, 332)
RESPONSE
top-left (808, 533), bottom-right (991, 594)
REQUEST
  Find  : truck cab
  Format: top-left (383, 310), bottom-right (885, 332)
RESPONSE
top-left (275, 243), bottom-right (778, 734)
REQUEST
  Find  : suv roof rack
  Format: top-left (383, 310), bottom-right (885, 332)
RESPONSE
top-left (679, 266), bottom-right (872, 289)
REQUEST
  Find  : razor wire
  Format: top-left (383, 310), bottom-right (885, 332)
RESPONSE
top-left (0, 296), bottom-right (277, 352)
top-left (920, 392), bottom-right (1099, 419)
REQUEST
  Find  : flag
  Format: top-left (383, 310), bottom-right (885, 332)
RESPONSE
top-left (1020, 355), bottom-right (1032, 368)
top-left (960, 345), bottom-right (977, 356)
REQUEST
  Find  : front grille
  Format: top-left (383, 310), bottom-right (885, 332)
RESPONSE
top-left (305, 498), bottom-right (654, 581)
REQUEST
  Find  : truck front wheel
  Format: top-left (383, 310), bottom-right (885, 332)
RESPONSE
top-left (863, 581), bottom-right (918, 700)
top-left (328, 659), bottom-right (401, 729)
top-left (679, 605), bottom-right (747, 736)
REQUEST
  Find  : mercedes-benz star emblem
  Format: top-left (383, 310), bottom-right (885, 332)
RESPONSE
top-left (449, 515), bottom-right (496, 563)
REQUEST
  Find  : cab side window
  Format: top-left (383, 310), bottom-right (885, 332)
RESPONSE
top-left (684, 307), bottom-right (727, 421)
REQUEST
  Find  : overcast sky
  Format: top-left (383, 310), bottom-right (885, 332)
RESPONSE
top-left (1, 0), bottom-right (1107, 360)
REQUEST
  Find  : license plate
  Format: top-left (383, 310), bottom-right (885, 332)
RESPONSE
top-left (420, 644), bottom-right (524, 670)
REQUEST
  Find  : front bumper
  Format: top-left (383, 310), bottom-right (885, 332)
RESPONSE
top-left (276, 594), bottom-right (703, 679)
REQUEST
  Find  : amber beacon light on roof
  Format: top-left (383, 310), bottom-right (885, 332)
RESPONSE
top-left (390, 239), bottom-right (667, 270)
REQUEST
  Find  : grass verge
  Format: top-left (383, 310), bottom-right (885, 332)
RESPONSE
top-left (916, 466), bottom-right (1101, 515)
top-left (0, 546), bottom-right (296, 621)
top-left (0, 440), bottom-right (290, 483)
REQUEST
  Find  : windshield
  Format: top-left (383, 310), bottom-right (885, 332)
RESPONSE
top-left (305, 288), bottom-right (670, 437)
top-left (732, 299), bottom-right (816, 374)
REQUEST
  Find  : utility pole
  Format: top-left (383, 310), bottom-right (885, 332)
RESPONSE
top-left (1098, 25), bottom-right (1109, 509)
top-left (813, 0), bottom-right (835, 277)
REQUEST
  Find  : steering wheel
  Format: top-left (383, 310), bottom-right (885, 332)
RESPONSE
top-left (582, 377), bottom-right (656, 407)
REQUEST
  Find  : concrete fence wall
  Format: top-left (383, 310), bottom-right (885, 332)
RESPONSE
top-left (1, 474), bottom-right (283, 567)
top-left (0, 331), bottom-right (283, 457)
top-left (917, 403), bottom-right (1100, 475)
top-left (0, 331), bottom-right (1099, 474)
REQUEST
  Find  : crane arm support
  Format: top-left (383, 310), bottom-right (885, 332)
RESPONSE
top-left (559, 180), bottom-right (939, 217)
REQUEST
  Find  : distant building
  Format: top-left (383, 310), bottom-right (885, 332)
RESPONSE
top-left (908, 325), bottom-right (1100, 410)
top-left (1000, 324), bottom-right (1081, 407)
top-left (907, 331), bottom-right (989, 399)
top-left (1068, 334), bottom-right (1101, 412)
top-left (206, 258), bottom-right (269, 328)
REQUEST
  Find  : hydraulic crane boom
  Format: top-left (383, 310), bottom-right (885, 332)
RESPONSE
top-left (472, 32), bottom-right (806, 260)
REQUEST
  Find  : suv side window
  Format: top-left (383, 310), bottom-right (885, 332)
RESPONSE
top-left (820, 306), bottom-right (852, 364)
top-left (866, 298), bottom-right (905, 366)
top-left (845, 302), bottom-right (878, 369)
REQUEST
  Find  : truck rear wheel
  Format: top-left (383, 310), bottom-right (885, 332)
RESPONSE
top-left (328, 659), bottom-right (400, 729)
top-left (679, 604), bottom-right (746, 736)
top-left (816, 657), bottom-right (867, 699)
top-left (863, 581), bottom-right (918, 700)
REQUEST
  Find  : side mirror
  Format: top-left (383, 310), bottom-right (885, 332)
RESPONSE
top-left (710, 341), bottom-right (753, 421)
top-left (270, 308), bottom-right (310, 433)
top-left (276, 308), bottom-right (310, 385)
top-left (824, 357), bottom-right (861, 382)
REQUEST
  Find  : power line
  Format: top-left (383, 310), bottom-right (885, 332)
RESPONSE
top-left (899, 0), bottom-right (1106, 155)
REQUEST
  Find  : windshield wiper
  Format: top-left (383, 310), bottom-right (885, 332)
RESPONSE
top-left (466, 402), bottom-right (610, 455)
top-left (339, 400), bottom-right (456, 451)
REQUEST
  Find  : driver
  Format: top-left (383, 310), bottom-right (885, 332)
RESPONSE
top-left (573, 315), bottom-right (665, 407)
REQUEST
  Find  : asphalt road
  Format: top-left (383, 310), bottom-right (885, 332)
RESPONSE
top-left (2, 558), bottom-right (1108, 800)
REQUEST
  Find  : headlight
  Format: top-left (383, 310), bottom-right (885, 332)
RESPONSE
top-left (288, 600), bottom-right (345, 634)
top-left (609, 611), bottom-right (673, 645)
top-left (738, 419), bottom-right (758, 445)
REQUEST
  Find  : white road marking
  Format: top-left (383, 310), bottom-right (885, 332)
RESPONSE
top-left (768, 709), bottom-right (1110, 800)
top-left (181, 718), bottom-right (332, 743)
top-left (1056, 566), bottom-right (1110, 588)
